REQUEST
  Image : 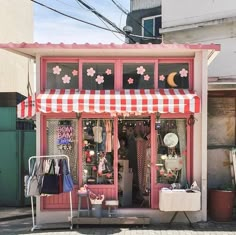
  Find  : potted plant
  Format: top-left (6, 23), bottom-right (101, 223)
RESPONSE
top-left (208, 183), bottom-right (236, 222)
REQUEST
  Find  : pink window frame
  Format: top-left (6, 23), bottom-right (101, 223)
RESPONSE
top-left (40, 57), bottom-right (194, 91)
top-left (157, 58), bottom-right (194, 90)
top-left (40, 57), bottom-right (80, 91)
top-left (150, 112), bottom-right (193, 209)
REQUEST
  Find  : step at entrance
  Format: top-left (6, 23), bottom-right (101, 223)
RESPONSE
top-left (72, 216), bottom-right (150, 225)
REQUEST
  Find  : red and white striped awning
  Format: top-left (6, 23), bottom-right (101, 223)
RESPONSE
top-left (17, 95), bottom-right (36, 119)
top-left (36, 89), bottom-right (200, 115)
top-left (17, 89), bottom-right (200, 118)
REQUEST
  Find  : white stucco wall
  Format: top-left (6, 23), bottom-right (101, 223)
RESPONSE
top-left (130, 0), bottom-right (161, 11)
top-left (162, 0), bottom-right (236, 28)
top-left (161, 0), bottom-right (236, 80)
top-left (0, 1), bottom-right (34, 96)
top-left (162, 26), bottom-right (236, 79)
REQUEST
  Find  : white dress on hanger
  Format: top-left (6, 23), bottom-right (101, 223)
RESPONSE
top-left (93, 123), bottom-right (103, 143)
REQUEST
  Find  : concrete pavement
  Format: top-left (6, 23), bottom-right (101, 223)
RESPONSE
top-left (1, 217), bottom-right (236, 235)
top-left (0, 206), bottom-right (32, 221)
top-left (1, 207), bottom-right (236, 234)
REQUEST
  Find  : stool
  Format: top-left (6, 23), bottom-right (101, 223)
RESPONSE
top-left (77, 192), bottom-right (90, 217)
top-left (105, 200), bottom-right (119, 217)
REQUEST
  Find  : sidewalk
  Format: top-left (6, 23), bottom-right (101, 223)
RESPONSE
top-left (0, 206), bottom-right (32, 221)
top-left (2, 206), bottom-right (236, 234)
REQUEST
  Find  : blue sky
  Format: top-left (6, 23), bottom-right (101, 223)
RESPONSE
top-left (34, 0), bottom-right (130, 44)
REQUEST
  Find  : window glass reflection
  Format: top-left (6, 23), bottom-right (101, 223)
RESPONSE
top-left (156, 119), bottom-right (187, 185)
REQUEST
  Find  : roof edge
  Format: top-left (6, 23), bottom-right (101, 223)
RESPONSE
top-left (0, 42), bottom-right (221, 51)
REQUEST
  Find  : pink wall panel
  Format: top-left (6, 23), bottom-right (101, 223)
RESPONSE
top-left (42, 185), bottom-right (116, 210)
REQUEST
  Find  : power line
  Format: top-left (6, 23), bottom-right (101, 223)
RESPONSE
top-left (111, 0), bottom-right (129, 15)
top-left (31, 0), bottom-right (158, 42)
top-left (74, 0), bottom-right (125, 43)
top-left (110, 0), bottom-right (128, 15)
top-left (75, 0), bottom-right (136, 43)
top-left (31, 0), bottom-right (121, 34)
top-left (110, 0), bottom-right (161, 40)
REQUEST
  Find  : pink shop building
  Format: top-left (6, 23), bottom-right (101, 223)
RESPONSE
top-left (1, 43), bottom-right (219, 226)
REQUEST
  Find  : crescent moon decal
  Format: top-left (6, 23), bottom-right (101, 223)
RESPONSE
top-left (167, 72), bottom-right (178, 87)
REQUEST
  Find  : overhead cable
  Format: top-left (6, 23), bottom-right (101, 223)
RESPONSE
top-left (74, 0), bottom-right (125, 43)
top-left (111, 0), bottom-right (160, 40)
top-left (31, 0), bottom-right (119, 34)
top-left (75, 0), bottom-right (136, 43)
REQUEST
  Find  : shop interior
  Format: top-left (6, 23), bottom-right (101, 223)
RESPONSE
top-left (118, 118), bottom-right (151, 208)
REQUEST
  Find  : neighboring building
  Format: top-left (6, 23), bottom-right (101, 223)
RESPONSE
top-left (126, 0), bottom-right (162, 43)
top-left (128, 0), bottom-right (236, 220)
top-left (0, 1), bottom-right (35, 206)
top-left (0, 42), bottom-right (219, 226)
top-left (0, 0), bottom-right (34, 96)
top-left (160, 0), bottom-right (236, 192)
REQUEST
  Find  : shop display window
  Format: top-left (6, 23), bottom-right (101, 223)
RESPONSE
top-left (82, 63), bottom-right (114, 90)
top-left (46, 119), bottom-right (78, 183)
top-left (82, 119), bottom-right (114, 185)
top-left (156, 119), bottom-right (187, 185)
top-left (123, 63), bottom-right (154, 89)
top-left (158, 63), bottom-right (189, 89)
top-left (46, 63), bottom-right (79, 89)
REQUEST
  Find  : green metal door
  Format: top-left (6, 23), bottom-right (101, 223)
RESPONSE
top-left (21, 131), bottom-right (36, 206)
top-left (0, 131), bottom-right (18, 206)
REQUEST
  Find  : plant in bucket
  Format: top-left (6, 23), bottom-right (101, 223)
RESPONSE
top-left (89, 191), bottom-right (105, 218)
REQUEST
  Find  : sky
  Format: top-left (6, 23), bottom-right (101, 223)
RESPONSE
top-left (33, 0), bottom-right (130, 44)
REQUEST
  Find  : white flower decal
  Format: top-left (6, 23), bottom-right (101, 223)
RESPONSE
top-left (95, 75), bottom-right (104, 84)
top-left (72, 70), bottom-right (78, 76)
top-left (53, 65), bottom-right (62, 75)
top-left (159, 75), bottom-right (165, 81)
top-left (179, 68), bottom-right (188, 77)
top-left (136, 66), bottom-right (146, 75)
top-left (87, 67), bottom-right (96, 77)
top-left (62, 75), bottom-right (71, 84)
top-left (128, 77), bottom-right (134, 84)
top-left (144, 74), bottom-right (150, 81)
top-left (105, 69), bottom-right (112, 75)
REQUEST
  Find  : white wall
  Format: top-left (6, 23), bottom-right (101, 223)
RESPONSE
top-left (162, 24), bottom-right (236, 79)
top-left (162, 0), bottom-right (236, 28)
top-left (0, 1), bottom-right (34, 96)
top-left (130, 0), bottom-right (161, 11)
top-left (161, 1), bottom-right (236, 80)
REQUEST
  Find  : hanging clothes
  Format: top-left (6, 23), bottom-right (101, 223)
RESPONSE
top-left (144, 147), bottom-right (151, 190)
top-left (127, 128), bottom-right (138, 189)
top-left (136, 135), bottom-right (147, 193)
top-left (93, 121), bottom-right (103, 143)
top-left (105, 120), bottom-right (112, 152)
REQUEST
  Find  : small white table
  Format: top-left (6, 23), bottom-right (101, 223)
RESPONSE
top-left (105, 200), bottom-right (119, 217)
top-left (159, 189), bottom-right (201, 225)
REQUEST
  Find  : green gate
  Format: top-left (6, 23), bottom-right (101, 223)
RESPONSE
top-left (0, 102), bottom-right (36, 206)
top-left (0, 130), bottom-right (36, 206)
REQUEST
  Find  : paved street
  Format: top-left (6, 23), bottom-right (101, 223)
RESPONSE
top-left (2, 217), bottom-right (236, 235)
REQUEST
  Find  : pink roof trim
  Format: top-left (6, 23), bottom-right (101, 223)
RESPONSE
top-left (0, 42), bottom-right (220, 51)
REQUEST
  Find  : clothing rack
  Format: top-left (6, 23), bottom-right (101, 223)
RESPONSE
top-left (28, 154), bottom-right (73, 231)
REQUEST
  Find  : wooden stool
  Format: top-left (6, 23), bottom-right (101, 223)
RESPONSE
top-left (77, 192), bottom-right (90, 217)
top-left (105, 200), bottom-right (119, 217)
